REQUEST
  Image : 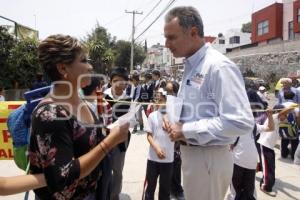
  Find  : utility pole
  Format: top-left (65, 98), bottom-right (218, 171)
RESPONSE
top-left (125, 10), bottom-right (143, 72)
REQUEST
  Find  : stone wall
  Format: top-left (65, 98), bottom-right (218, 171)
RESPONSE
top-left (226, 39), bottom-right (300, 83)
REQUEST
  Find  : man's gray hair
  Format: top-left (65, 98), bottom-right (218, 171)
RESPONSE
top-left (165, 6), bottom-right (204, 37)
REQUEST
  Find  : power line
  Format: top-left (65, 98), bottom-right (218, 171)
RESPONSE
top-left (135, 0), bottom-right (176, 41)
top-left (136, 0), bottom-right (163, 27)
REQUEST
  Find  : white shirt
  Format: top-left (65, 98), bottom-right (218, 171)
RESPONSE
top-left (232, 131), bottom-right (258, 169)
top-left (257, 114), bottom-right (280, 149)
top-left (178, 43), bottom-right (254, 146)
top-left (0, 95), bottom-right (5, 101)
top-left (146, 111), bottom-right (174, 163)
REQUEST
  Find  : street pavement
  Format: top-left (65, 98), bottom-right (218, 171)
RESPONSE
top-left (1, 130), bottom-right (299, 200)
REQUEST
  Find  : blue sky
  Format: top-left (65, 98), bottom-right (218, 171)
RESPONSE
top-left (0, 0), bottom-right (281, 46)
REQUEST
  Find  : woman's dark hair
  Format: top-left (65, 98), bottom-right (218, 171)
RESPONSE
top-left (38, 34), bottom-right (87, 82)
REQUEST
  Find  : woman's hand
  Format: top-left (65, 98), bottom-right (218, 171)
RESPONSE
top-left (105, 122), bottom-right (130, 149)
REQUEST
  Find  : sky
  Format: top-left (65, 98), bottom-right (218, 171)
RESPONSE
top-left (0, 0), bottom-right (282, 46)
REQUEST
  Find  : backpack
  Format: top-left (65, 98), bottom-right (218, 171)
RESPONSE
top-left (278, 111), bottom-right (299, 139)
top-left (7, 86), bottom-right (51, 171)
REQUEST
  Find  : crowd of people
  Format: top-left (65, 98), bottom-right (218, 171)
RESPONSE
top-left (0, 5), bottom-right (300, 200)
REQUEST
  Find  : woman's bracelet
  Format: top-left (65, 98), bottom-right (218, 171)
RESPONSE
top-left (99, 142), bottom-right (108, 154)
top-left (102, 140), bottom-right (111, 152)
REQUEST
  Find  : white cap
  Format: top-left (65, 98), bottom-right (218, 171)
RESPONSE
top-left (157, 88), bottom-right (167, 96)
top-left (258, 86), bottom-right (266, 91)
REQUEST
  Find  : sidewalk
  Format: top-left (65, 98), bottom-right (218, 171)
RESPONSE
top-left (1, 132), bottom-right (299, 200)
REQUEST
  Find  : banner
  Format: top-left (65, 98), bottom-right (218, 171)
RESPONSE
top-left (0, 101), bottom-right (25, 160)
top-left (15, 24), bottom-right (38, 40)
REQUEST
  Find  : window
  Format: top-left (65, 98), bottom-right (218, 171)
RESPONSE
top-left (288, 21), bottom-right (294, 40)
top-left (219, 39), bottom-right (225, 44)
top-left (229, 36), bottom-right (240, 44)
top-left (257, 20), bottom-right (269, 36)
top-left (298, 8), bottom-right (300, 23)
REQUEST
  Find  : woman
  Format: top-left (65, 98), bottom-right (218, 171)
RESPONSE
top-left (28, 34), bottom-right (129, 200)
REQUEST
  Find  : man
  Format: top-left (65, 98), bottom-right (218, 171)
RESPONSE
top-left (152, 70), bottom-right (162, 91)
top-left (257, 86), bottom-right (269, 106)
top-left (278, 78), bottom-right (298, 104)
top-left (163, 6), bottom-right (254, 200)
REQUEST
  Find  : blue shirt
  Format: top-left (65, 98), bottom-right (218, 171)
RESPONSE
top-left (178, 43), bottom-right (254, 146)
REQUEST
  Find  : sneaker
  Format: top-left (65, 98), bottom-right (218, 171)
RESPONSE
top-left (260, 187), bottom-right (277, 197)
top-left (176, 192), bottom-right (185, 200)
top-left (170, 194), bottom-right (177, 200)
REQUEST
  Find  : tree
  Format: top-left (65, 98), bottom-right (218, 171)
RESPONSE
top-left (0, 26), bottom-right (15, 88)
top-left (113, 40), bottom-right (146, 72)
top-left (84, 23), bottom-right (115, 75)
top-left (7, 38), bottom-right (41, 88)
top-left (241, 22), bottom-right (252, 33)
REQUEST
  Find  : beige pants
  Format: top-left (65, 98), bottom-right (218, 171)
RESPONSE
top-left (181, 145), bottom-right (233, 200)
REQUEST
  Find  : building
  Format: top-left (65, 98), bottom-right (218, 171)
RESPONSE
top-left (251, 0), bottom-right (300, 44)
top-left (211, 30), bottom-right (251, 54)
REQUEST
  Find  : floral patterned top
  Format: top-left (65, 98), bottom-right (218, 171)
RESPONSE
top-left (28, 102), bottom-right (103, 200)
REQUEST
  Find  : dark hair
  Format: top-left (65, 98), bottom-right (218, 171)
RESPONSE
top-left (38, 34), bottom-right (87, 82)
top-left (152, 70), bottom-right (161, 77)
top-left (144, 73), bottom-right (152, 80)
top-left (166, 81), bottom-right (179, 95)
top-left (131, 74), bottom-right (140, 82)
top-left (82, 77), bottom-right (101, 96)
top-left (110, 67), bottom-right (128, 81)
top-left (284, 91), bottom-right (295, 100)
top-left (165, 6), bottom-right (204, 37)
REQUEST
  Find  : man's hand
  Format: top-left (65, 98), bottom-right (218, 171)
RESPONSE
top-left (169, 122), bottom-right (185, 142)
top-left (162, 115), bottom-right (186, 141)
top-left (162, 115), bottom-right (172, 133)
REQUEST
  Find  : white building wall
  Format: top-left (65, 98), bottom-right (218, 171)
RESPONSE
top-left (283, 0), bottom-right (294, 40)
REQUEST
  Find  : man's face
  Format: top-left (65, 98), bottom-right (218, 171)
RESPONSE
top-left (164, 17), bottom-right (193, 58)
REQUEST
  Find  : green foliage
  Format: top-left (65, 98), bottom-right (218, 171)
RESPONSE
top-left (241, 22), bottom-right (252, 33)
top-left (85, 22), bottom-right (145, 74)
top-left (114, 40), bottom-right (146, 71)
top-left (0, 26), bottom-right (15, 88)
top-left (84, 23), bottom-right (115, 75)
top-left (7, 38), bottom-right (41, 88)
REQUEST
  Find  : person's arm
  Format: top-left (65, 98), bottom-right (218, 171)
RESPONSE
top-left (78, 123), bottom-right (128, 179)
top-left (30, 105), bottom-right (129, 192)
top-left (0, 174), bottom-right (46, 196)
top-left (262, 109), bottom-right (275, 132)
top-left (147, 132), bottom-right (165, 159)
top-left (181, 63), bottom-right (254, 145)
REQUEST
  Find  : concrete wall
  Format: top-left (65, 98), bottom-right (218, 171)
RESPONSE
top-left (226, 39), bottom-right (300, 82)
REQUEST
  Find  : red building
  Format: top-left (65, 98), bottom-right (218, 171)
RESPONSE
top-left (251, 0), bottom-right (300, 44)
top-left (294, 0), bottom-right (300, 33)
top-left (251, 3), bottom-right (283, 44)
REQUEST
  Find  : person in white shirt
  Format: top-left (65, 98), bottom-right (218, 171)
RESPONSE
top-left (257, 86), bottom-right (269, 105)
top-left (144, 88), bottom-right (174, 200)
top-left (228, 109), bottom-right (274, 200)
top-left (163, 6), bottom-right (254, 200)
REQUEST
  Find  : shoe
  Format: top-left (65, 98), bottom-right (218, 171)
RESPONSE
top-left (260, 187), bottom-right (276, 197)
top-left (170, 194), bottom-right (177, 200)
top-left (176, 192), bottom-right (185, 200)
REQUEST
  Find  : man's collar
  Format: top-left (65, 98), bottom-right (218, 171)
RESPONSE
top-left (185, 43), bottom-right (210, 68)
